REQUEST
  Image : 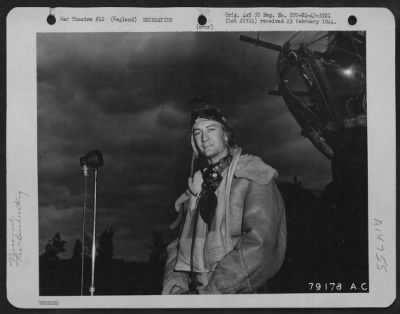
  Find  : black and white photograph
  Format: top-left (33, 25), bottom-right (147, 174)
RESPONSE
top-left (6, 7), bottom-right (396, 308)
top-left (37, 30), bottom-right (368, 296)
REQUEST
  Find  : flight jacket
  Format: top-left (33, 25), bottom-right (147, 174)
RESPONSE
top-left (162, 153), bottom-right (287, 294)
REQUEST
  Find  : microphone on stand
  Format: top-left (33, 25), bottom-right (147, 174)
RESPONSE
top-left (79, 149), bottom-right (104, 296)
top-left (80, 149), bottom-right (104, 170)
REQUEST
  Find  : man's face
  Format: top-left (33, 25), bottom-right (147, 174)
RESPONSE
top-left (192, 119), bottom-right (229, 164)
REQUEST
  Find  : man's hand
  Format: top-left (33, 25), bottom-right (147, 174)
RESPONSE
top-left (188, 170), bottom-right (203, 196)
top-left (174, 192), bottom-right (189, 212)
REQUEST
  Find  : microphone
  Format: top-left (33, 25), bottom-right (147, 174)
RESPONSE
top-left (80, 149), bottom-right (104, 169)
top-left (81, 164), bottom-right (89, 177)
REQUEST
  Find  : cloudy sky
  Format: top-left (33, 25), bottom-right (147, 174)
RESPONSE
top-left (37, 32), bottom-right (330, 261)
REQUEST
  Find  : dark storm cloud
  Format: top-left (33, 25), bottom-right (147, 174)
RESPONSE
top-left (38, 32), bottom-right (331, 261)
top-left (38, 32), bottom-right (287, 117)
top-left (38, 32), bottom-right (196, 116)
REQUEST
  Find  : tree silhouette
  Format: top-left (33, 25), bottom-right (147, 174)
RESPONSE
top-left (72, 239), bottom-right (83, 260)
top-left (84, 232), bottom-right (93, 257)
top-left (43, 232), bottom-right (66, 262)
top-left (97, 227), bottom-right (115, 261)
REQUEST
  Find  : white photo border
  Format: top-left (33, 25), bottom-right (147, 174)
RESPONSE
top-left (6, 7), bottom-right (396, 308)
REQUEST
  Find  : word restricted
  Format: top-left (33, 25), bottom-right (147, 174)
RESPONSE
top-left (39, 300), bottom-right (59, 306)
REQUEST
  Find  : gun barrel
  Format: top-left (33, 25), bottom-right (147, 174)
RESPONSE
top-left (239, 35), bottom-right (282, 52)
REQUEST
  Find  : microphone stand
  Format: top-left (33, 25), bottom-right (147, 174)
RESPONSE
top-left (89, 168), bottom-right (98, 296)
top-left (80, 165), bottom-right (88, 296)
top-left (79, 149), bottom-right (104, 296)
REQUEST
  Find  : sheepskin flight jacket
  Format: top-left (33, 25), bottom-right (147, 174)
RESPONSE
top-left (163, 154), bottom-right (287, 294)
